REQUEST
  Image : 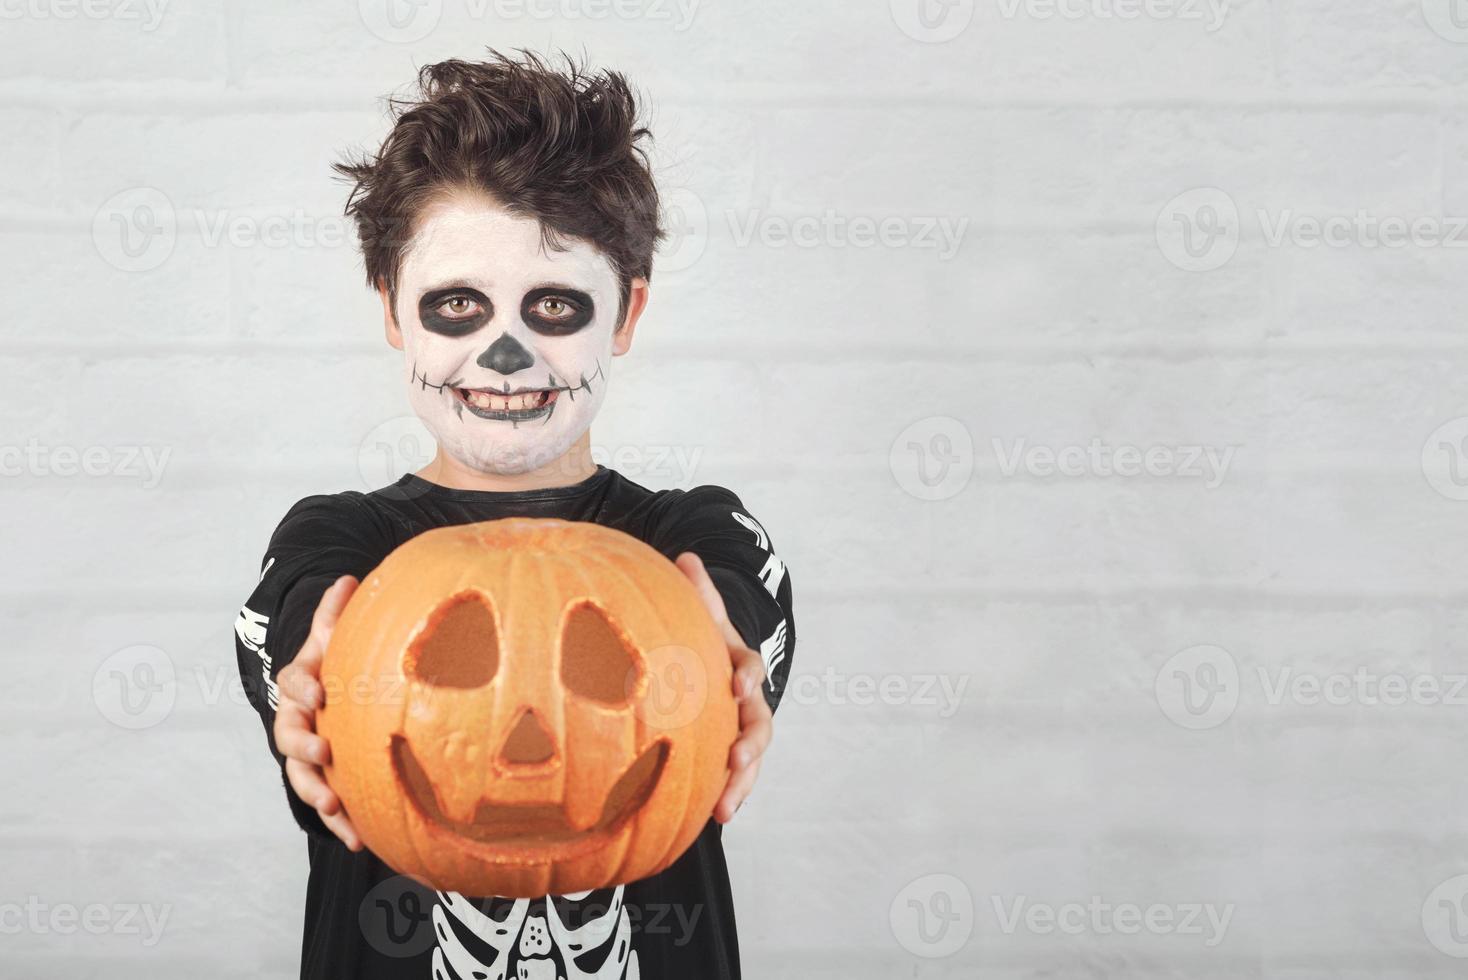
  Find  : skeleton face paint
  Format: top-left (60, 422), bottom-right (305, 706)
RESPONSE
top-left (394, 196), bottom-right (622, 476)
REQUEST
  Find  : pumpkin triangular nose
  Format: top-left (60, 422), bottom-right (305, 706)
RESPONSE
top-left (499, 708), bottom-right (555, 765)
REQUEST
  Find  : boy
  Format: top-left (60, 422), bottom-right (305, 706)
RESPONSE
top-left (233, 50), bottom-right (795, 980)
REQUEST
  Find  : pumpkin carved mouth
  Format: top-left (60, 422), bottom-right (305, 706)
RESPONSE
top-left (391, 735), bottom-right (670, 853)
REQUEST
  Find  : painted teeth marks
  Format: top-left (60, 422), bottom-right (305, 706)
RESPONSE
top-left (419, 360), bottom-right (606, 425)
top-left (412, 362), bottom-right (452, 392)
top-left (564, 360), bottom-right (605, 403)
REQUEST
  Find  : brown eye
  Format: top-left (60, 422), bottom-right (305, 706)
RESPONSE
top-left (559, 602), bottom-right (642, 706)
top-left (405, 592), bottom-right (500, 689)
top-left (521, 287), bottom-right (594, 335)
top-left (439, 296), bottom-right (478, 318)
top-left (419, 287), bottom-right (493, 337)
top-left (534, 297), bottom-right (570, 319)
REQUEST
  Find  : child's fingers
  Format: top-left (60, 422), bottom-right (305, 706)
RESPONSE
top-left (321, 805), bottom-right (363, 851)
top-left (275, 710), bottom-right (330, 765)
top-left (675, 553), bottom-right (731, 627)
top-left (675, 554), bottom-right (761, 692)
top-left (279, 576), bottom-right (360, 709)
top-left (305, 576), bottom-right (359, 657)
top-left (730, 710), bottom-right (773, 771)
top-left (730, 645), bottom-right (766, 702)
top-left (273, 696), bottom-right (316, 745)
top-left (283, 578), bottom-right (364, 852)
top-left (285, 757), bottom-right (337, 813)
top-left (277, 662), bottom-right (323, 711)
top-left (715, 758), bottom-right (763, 824)
top-left (285, 758), bottom-right (363, 851)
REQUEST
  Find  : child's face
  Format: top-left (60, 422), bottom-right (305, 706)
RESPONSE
top-left (386, 193), bottom-right (626, 476)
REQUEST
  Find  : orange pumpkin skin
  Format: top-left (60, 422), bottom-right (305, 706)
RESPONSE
top-left (316, 518), bottom-right (737, 898)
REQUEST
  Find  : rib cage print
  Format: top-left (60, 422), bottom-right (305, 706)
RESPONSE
top-left (431, 887), bottom-right (640, 980)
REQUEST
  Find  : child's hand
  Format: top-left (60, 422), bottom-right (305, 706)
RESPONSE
top-left (674, 552), bottom-right (774, 824)
top-left (272, 575), bottom-right (365, 851)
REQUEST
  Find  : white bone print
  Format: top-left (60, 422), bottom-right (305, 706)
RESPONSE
top-left (754, 551), bottom-right (787, 599)
top-left (237, 558), bottom-right (278, 706)
top-left (732, 509), bottom-right (788, 692)
top-left (431, 887), bottom-right (639, 980)
top-left (431, 892), bottom-right (528, 980)
top-left (759, 618), bottom-right (788, 687)
top-left (547, 889), bottom-right (637, 979)
top-left (730, 510), bottom-right (768, 549)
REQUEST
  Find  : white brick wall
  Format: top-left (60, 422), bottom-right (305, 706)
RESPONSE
top-left (4, 1), bottom-right (1467, 976)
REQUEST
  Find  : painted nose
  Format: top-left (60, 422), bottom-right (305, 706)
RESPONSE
top-left (477, 332), bottom-right (535, 375)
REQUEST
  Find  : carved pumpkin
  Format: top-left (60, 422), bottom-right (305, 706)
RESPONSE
top-left (317, 517), bottom-right (737, 898)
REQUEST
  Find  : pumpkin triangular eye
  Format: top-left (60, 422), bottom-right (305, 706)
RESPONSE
top-left (405, 592), bottom-right (500, 688)
top-left (559, 602), bottom-right (640, 705)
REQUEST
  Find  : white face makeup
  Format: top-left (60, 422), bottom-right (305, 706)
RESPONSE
top-left (391, 195), bottom-right (623, 476)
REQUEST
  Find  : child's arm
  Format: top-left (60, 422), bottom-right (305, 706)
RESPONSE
top-left (652, 485), bottom-right (795, 712)
top-left (234, 494), bottom-right (389, 847)
top-left (271, 576), bottom-right (365, 851)
top-left (652, 486), bottom-right (796, 820)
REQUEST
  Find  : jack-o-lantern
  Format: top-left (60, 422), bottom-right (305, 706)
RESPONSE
top-left (317, 518), bottom-right (737, 898)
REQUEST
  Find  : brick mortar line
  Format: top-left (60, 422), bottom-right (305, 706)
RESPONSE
top-left (5, 86), bottom-right (1468, 113)
top-left (0, 470), bottom-right (1446, 497)
top-left (8, 213), bottom-right (1467, 234)
top-left (10, 341), bottom-right (1468, 359)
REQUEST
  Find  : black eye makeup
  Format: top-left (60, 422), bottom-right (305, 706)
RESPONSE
top-left (521, 286), bottom-right (595, 336)
top-left (418, 287), bottom-right (493, 337)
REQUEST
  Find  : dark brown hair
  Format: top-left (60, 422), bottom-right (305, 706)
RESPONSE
top-left (333, 49), bottom-right (664, 322)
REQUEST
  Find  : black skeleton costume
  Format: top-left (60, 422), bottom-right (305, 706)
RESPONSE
top-left (235, 467), bottom-right (794, 979)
